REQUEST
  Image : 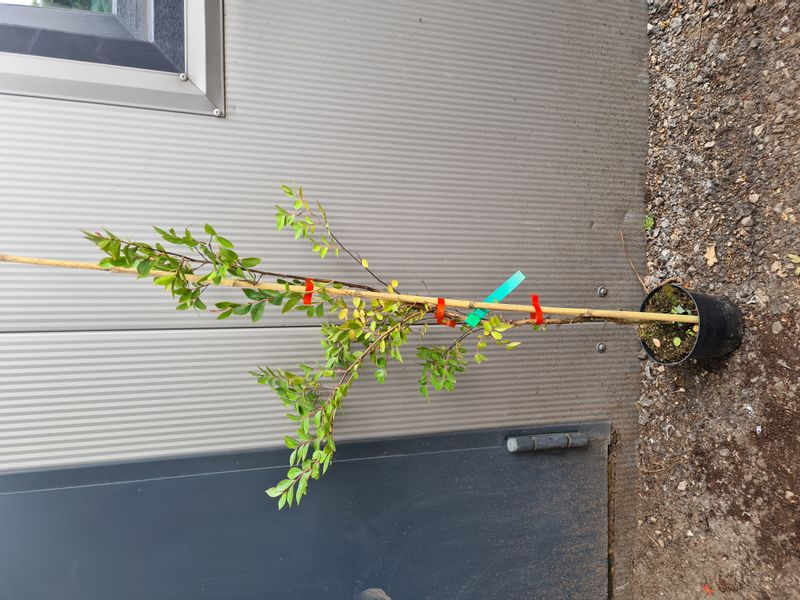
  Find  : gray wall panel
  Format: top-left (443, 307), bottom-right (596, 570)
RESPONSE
top-left (0, 324), bottom-right (636, 470)
top-left (0, 0), bottom-right (647, 332)
top-left (0, 2), bottom-right (647, 594)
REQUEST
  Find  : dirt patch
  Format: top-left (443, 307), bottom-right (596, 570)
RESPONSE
top-left (632, 0), bottom-right (799, 598)
top-left (639, 284), bottom-right (699, 363)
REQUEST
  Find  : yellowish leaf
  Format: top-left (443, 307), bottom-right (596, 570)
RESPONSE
top-left (361, 259), bottom-right (369, 268)
top-left (391, 279), bottom-right (399, 288)
top-left (704, 244), bottom-right (718, 267)
top-left (338, 308), bottom-right (348, 320)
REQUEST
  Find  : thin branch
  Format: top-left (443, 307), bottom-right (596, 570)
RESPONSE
top-left (326, 228), bottom-right (389, 288)
top-left (100, 234), bottom-right (380, 292)
top-left (619, 227), bottom-right (648, 294)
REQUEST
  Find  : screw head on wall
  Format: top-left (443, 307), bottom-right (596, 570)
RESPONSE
top-left (178, 72), bottom-right (188, 81)
top-left (212, 108), bottom-right (223, 117)
top-left (597, 286), bottom-right (608, 297)
top-left (596, 343), bottom-right (607, 353)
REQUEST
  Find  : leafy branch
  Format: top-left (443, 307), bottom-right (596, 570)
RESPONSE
top-left (83, 185), bottom-right (536, 508)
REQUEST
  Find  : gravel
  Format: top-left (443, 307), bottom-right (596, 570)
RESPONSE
top-left (634, 1), bottom-right (799, 598)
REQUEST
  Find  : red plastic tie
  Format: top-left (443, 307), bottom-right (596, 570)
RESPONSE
top-left (436, 297), bottom-right (456, 327)
top-left (531, 293), bottom-right (543, 325)
top-left (303, 278), bottom-right (314, 305)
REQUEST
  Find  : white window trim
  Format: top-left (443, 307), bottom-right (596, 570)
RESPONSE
top-left (0, 0), bottom-right (224, 117)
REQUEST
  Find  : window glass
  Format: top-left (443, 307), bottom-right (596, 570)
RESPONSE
top-left (32, 0), bottom-right (113, 13)
top-left (0, 0), bottom-right (185, 72)
top-left (0, 0), bottom-right (112, 13)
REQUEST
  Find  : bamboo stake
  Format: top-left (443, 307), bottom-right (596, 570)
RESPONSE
top-left (0, 254), bottom-right (700, 324)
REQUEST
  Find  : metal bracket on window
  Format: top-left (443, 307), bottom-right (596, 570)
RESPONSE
top-left (506, 432), bottom-right (588, 453)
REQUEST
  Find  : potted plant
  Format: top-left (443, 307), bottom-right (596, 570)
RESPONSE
top-left (0, 185), bottom-right (743, 508)
top-left (638, 283), bottom-right (743, 365)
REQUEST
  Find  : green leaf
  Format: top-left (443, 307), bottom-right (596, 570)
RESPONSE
top-left (232, 303), bottom-right (251, 316)
top-left (266, 478), bottom-right (292, 497)
top-left (251, 302), bottom-right (266, 322)
top-left (673, 337), bottom-right (682, 347)
top-left (216, 236), bottom-right (234, 249)
top-left (281, 184), bottom-right (295, 197)
top-left (153, 274), bottom-right (175, 287)
top-left (505, 341), bottom-right (521, 350)
top-left (281, 296), bottom-right (300, 314)
top-left (242, 288), bottom-right (263, 301)
top-left (240, 257), bottom-right (261, 268)
top-left (136, 259), bottom-right (152, 279)
top-left (219, 248), bottom-right (238, 263)
top-left (204, 223), bottom-right (217, 235)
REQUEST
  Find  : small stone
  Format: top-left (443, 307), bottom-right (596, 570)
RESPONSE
top-left (772, 321), bottom-right (783, 334)
top-left (748, 192), bottom-right (760, 203)
top-left (753, 124), bottom-right (765, 137)
top-left (686, 529), bottom-right (694, 537)
top-left (719, 447), bottom-right (730, 457)
top-left (740, 215), bottom-right (753, 227)
top-left (678, 480), bottom-right (688, 491)
top-left (786, 491), bottom-right (796, 500)
top-left (639, 409), bottom-right (651, 426)
top-left (639, 395), bottom-right (655, 407)
top-left (665, 77), bottom-right (677, 90)
top-left (704, 141), bottom-right (716, 149)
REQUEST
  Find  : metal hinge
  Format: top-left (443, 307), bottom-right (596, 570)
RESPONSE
top-left (506, 432), bottom-right (588, 453)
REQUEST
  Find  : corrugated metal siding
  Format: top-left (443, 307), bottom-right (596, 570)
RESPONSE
top-left (0, 0), bottom-right (647, 331)
top-left (0, 2), bottom-right (647, 594)
top-left (0, 325), bottom-right (636, 470)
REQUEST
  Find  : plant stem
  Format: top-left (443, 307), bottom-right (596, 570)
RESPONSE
top-left (0, 254), bottom-right (700, 325)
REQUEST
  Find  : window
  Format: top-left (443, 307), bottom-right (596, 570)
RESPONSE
top-left (0, 0), bottom-right (224, 116)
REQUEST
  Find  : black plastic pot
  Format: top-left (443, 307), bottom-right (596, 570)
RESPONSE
top-left (639, 284), bottom-right (744, 365)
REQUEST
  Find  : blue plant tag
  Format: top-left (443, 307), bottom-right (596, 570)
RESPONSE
top-left (464, 271), bottom-right (527, 327)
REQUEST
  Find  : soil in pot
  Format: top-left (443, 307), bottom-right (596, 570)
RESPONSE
top-left (638, 284), bottom-right (699, 363)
